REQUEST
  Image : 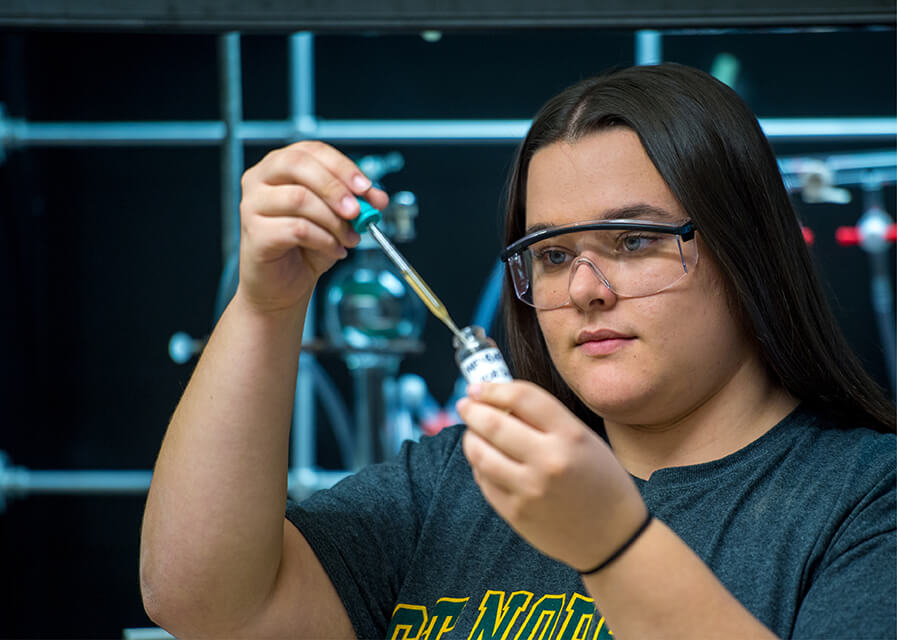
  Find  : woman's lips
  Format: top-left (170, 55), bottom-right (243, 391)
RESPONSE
top-left (576, 329), bottom-right (635, 356)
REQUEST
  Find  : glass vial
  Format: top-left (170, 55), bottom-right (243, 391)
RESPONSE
top-left (453, 326), bottom-right (512, 384)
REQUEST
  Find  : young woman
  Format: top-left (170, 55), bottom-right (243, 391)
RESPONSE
top-left (140, 63), bottom-right (896, 639)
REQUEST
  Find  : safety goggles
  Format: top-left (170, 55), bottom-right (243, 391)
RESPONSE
top-left (501, 219), bottom-right (698, 309)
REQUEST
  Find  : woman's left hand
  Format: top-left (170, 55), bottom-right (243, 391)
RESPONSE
top-left (456, 380), bottom-right (647, 573)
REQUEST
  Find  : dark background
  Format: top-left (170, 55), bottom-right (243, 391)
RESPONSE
top-left (0, 23), bottom-right (895, 639)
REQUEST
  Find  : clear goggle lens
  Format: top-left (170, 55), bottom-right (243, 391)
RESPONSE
top-left (505, 222), bottom-right (698, 309)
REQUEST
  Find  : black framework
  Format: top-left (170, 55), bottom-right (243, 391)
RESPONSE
top-left (0, 0), bottom-right (893, 31)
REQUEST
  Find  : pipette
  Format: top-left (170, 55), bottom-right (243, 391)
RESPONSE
top-left (353, 200), bottom-right (468, 345)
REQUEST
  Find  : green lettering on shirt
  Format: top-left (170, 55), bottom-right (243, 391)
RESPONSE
top-left (422, 597), bottom-right (470, 640)
top-left (468, 590), bottom-right (534, 640)
top-left (556, 593), bottom-right (596, 640)
top-left (388, 590), bottom-right (613, 640)
top-left (387, 604), bottom-right (429, 640)
top-left (514, 594), bottom-right (566, 640)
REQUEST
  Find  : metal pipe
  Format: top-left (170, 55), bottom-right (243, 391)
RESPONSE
top-left (5, 117), bottom-right (894, 147)
top-left (6, 120), bottom-right (226, 145)
top-left (635, 30), bottom-right (662, 65)
top-left (219, 32), bottom-right (244, 270)
top-left (779, 149), bottom-right (897, 190)
top-left (761, 118), bottom-right (897, 141)
top-left (313, 118), bottom-right (532, 143)
top-left (0, 452), bottom-right (349, 511)
top-left (290, 32), bottom-right (316, 137)
top-left (0, 467), bottom-right (348, 497)
top-left (212, 34), bottom-right (247, 321)
top-left (291, 32), bottom-right (318, 478)
top-left (778, 149), bottom-right (897, 174)
top-left (294, 289), bottom-right (318, 473)
top-left (123, 628), bottom-right (174, 640)
top-left (861, 182), bottom-right (897, 397)
top-left (3, 469), bottom-right (154, 495)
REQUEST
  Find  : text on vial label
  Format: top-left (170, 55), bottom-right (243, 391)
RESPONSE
top-left (460, 348), bottom-right (512, 383)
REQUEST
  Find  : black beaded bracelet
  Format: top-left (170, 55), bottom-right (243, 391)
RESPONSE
top-left (578, 512), bottom-right (654, 576)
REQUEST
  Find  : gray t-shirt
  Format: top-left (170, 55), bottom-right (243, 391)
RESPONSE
top-left (287, 405), bottom-right (896, 639)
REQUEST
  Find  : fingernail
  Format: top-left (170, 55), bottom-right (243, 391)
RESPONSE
top-left (353, 175), bottom-right (372, 191)
top-left (336, 246), bottom-right (348, 259)
top-left (455, 398), bottom-right (469, 413)
top-left (341, 195), bottom-right (359, 215)
top-left (347, 230), bottom-right (362, 245)
top-left (466, 383), bottom-right (482, 397)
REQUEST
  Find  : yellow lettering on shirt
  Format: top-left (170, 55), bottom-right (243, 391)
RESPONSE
top-left (422, 597), bottom-right (470, 640)
top-left (389, 590), bottom-right (612, 640)
top-left (514, 594), bottom-right (566, 640)
top-left (468, 590), bottom-right (534, 640)
top-left (388, 604), bottom-right (429, 640)
top-left (556, 593), bottom-right (595, 640)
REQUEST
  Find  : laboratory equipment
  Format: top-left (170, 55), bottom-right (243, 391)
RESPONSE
top-left (835, 179), bottom-right (897, 397)
top-left (352, 200), bottom-right (468, 346)
top-left (352, 201), bottom-right (513, 387)
top-left (324, 216), bottom-right (426, 468)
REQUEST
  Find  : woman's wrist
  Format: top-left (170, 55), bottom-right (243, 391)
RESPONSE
top-left (576, 510), bottom-right (653, 575)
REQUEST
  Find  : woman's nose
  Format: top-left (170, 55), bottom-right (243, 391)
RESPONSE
top-left (567, 257), bottom-right (618, 309)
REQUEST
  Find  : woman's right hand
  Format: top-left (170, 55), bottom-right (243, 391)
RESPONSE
top-left (236, 140), bottom-right (389, 313)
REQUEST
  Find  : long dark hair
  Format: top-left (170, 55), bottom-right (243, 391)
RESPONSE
top-left (502, 63), bottom-right (895, 434)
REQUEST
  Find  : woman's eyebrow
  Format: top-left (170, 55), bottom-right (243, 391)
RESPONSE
top-left (523, 204), bottom-right (678, 234)
top-left (523, 222), bottom-right (553, 235)
top-left (600, 204), bottom-right (678, 221)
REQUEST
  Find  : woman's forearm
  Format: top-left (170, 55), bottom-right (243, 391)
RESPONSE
top-left (583, 518), bottom-right (777, 639)
top-left (140, 289), bottom-right (308, 635)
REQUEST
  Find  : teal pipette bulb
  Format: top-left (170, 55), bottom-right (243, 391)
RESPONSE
top-left (352, 199), bottom-right (381, 233)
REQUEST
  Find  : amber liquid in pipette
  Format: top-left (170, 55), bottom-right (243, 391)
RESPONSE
top-left (364, 221), bottom-right (468, 344)
top-left (402, 267), bottom-right (465, 342)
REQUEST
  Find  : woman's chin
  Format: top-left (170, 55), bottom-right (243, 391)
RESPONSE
top-left (574, 385), bottom-right (655, 424)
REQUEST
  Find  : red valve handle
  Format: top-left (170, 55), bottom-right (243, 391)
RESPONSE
top-left (835, 227), bottom-right (861, 246)
top-left (836, 224), bottom-right (897, 246)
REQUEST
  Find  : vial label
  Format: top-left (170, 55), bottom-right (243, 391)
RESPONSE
top-left (460, 348), bottom-right (512, 384)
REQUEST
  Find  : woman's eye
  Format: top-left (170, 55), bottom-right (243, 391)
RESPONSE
top-left (547, 250), bottom-right (568, 265)
top-left (535, 248), bottom-right (571, 266)
top-left (620, 235), bottom-right (655, 252)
